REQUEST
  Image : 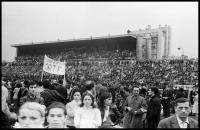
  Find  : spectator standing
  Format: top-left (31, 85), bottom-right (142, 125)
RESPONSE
top-left (146, 87), bottom-right (161, 128)
top-left (1, 82), bottom-right (17, 128)
top-left (20, 81), bottom-right (44, 106)
top-left (157, 98), bottom-right (198, 128)
top-left (74, 92), bottom-right (102, 128)
top-left (123, 87), bottom-right (147, 128)
top-left (13, 82), bottom-right (22, 112)
top-left (98, 92), bottom-right (122, 128)
top-left (66, 89), bottom-right (82, 128)
top-left (162, 85), bottom-right (173, 118)
top-left (192, 92), bottom-right (198, 119)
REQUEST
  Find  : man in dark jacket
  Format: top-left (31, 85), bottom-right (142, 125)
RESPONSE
top-left (146, 86), bottom-right (161, 128)
top-left (162, 85), bottom-right (173, 118)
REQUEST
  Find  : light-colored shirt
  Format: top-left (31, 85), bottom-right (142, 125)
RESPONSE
top-left (176, 115), bottom-right (189, 128)
top-left (103, 106), bottom-right (110, 122)
top-left (66, 100), bottom-right (81, 126)
top-left (74, 107), bottom-right (102, 128)
top-left (13, 88), bottom-right (20, 99)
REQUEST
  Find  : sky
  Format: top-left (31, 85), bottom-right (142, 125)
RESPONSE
top-left (2, 2), bottom-right (198, 62)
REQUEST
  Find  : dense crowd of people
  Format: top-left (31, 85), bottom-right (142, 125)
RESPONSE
top-left (1, 48), bottom-right (198, 128)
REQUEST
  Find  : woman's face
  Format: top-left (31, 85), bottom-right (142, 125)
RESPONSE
top-left (18, 108), bottom-right (44, 128)
top-left (83, 95), bottom-right (93, 107)
top-left (47, 108), bottom-right (66, 128)
top-left (73, 92), bottom-right (81, 101)
top-left (104, 97), bottom-right (112, 106)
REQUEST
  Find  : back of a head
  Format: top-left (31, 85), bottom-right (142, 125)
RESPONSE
top-left (23, 80), bottom-right (29, 87)
top-left (42, 80), bottom-right (51, 89)
top-left (58, 79), bottom-right (63, 85)
top-left (85, 80), bottom-right (94, 91)
top-left (179, 88), bottom-right (184, 92)
top-left (150, 86), bottom-right (159, 96)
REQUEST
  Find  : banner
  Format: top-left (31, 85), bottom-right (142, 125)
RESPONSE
top-left (43, 55), bottom-right (65, 75)
top-left (174, 84), bottom-right (194, 90)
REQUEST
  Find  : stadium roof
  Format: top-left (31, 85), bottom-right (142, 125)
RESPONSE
top-left (11, 34), bottom-right (136, 48)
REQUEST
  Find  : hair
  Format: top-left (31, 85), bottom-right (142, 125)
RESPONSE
top-left (174, 97), bottom-right (190, 107)
top-left (23, 80), bottom-right (29, 86)
top-left (150, 86), bottom-right (160, 96)
top-left (84, 80), bottom-right (94, 91)
top-left (80, 92), bottom-right (95, 108)
top-left (28, 80), bottom-right (37, 88)
top-left (46, 102), bottom-right (67, 116)
top-left (71, 88), bottom-right (82, 100)
top-left (18, 102), bottom-right (46, 117)
top-left (15, 82), bottom-right (22, 88)
top-left (178, 88), bottom-right (184, 92)
top-left (98, 92), bottom-right (112, 111)
top-left (133, 86), bottom-right (139, 90)
top-left (38, 81), bottom-right (43, 86)
top-left (42, 80), bottom-right (51, 89)
top-left (58, 79), bottom-right (63, 85)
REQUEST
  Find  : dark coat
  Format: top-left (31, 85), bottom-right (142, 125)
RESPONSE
top-left (99, 104), bottom-right (123, 127)
top-left (123, 95), bottom-right (147, 128)
top-left (146, 95), bottom-right (161, 128)
top-left (40, 89), bottom-right (66, 107)
top-left (157, 115), bottom-right (198, 128)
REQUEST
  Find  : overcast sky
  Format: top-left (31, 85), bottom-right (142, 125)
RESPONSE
top-left (2, 2), bottom-right (198, 62)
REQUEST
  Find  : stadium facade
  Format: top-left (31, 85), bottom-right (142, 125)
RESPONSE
top-left (11, 25), bottom-right (171, 60)
top-left (129, 24), bottom-right (171, 60)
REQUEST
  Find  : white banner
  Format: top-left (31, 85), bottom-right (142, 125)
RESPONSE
top-left (43, 55), bottom-right (65, 75)
top-left (174, 84), bottom-right (194, 90)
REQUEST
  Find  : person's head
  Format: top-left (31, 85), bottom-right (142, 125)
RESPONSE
top-left (132, 87), bottom-right (140, 96)
top-left (28, 81), bottom-right (38, 94)
top-left (23, 80), bottom-right (29, 87)
top-left (84, 80), bottom-right (94, 91)
top-left (15, 82), bottom-right (22, 88)
top-left (174, 98), bottom-right (191, 121)
top-left (178, 88), bottom-right (184, 92)
top-left (148, 86), bottom-right (159, 97)
top-left (98, 92), bottom-right (112, 110)
top-left (58, 79), bottom-right (63, 85)
top-left (46, 102), bottom-right (67, 128)
top-left (72, 89), bottom-right (82, 102)
top-left (18, 102), bottom-right (45, 128)
top-left (81, 92), bottom-right (95, 108)
top-left (42, 80), bottom-right (51, 89)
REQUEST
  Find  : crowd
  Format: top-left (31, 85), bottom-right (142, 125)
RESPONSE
top-left (1, 48), bottom-right (198, 128)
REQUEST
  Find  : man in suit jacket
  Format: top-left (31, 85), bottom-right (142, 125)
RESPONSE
top-left (158, 97), bottom-right (198, 128)
top-left (123, 87), bottom-right (147, 128)
top-left (146, 86), bottom-right (161, 128)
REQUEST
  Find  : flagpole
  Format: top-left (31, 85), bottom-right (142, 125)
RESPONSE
top-left (41, 70), bottom-right (44, 81)
top-left (63, 60), bottom-right (66, 86)
top-left (41, 54), bottom-right (46, 81)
